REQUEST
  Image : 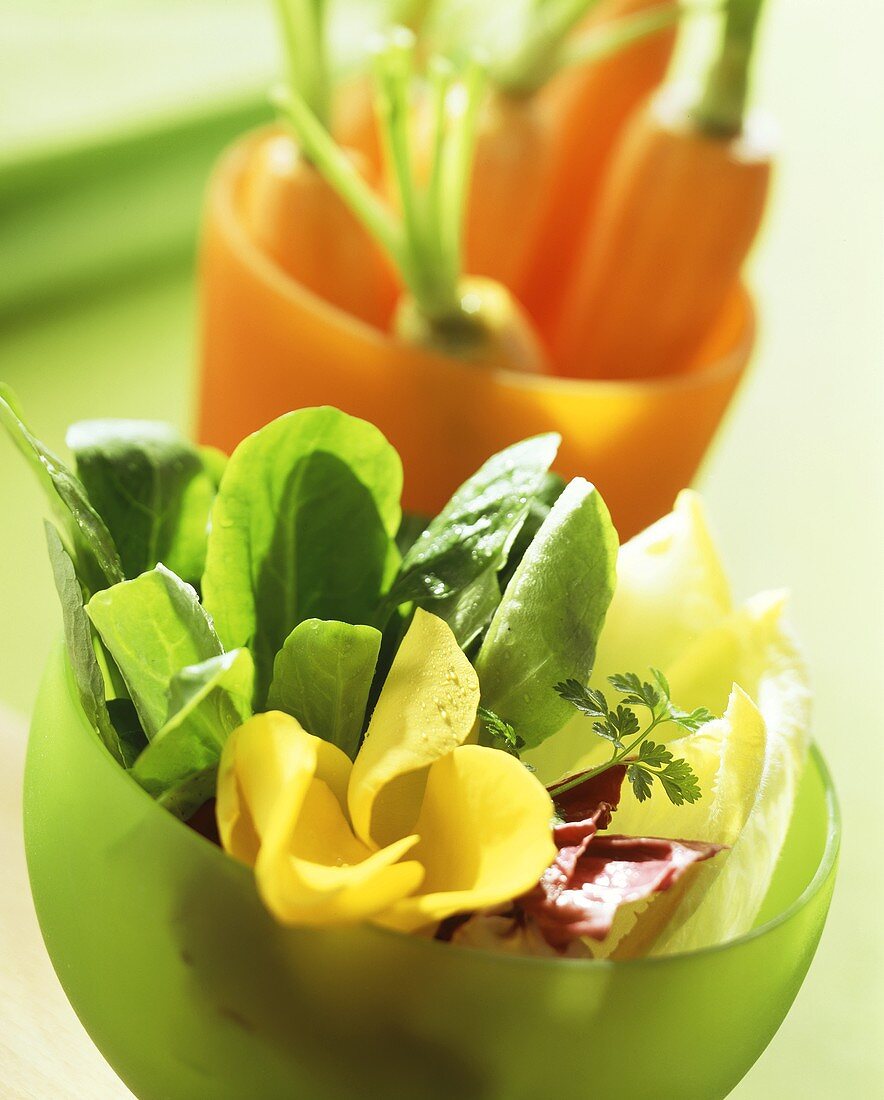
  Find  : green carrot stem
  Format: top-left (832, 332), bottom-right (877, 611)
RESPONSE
top-left (274, 0), bottom-right (332, 129)
top-left (693, 0), bottom-right (766, 137)
top-left (277, 28), bottom-right (488, 328)
top-left (558, 2), bottom-right (683, 74)
top-left (491, 0), bottom-right (599, 96)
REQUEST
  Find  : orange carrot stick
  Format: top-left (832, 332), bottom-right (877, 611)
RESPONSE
top-left (456, 1), bottom-right (681, 299)
top-left (521, 0), bottom-right (679, 332)
top-left (238, 0), bottom-right (394, 327)
top-left (239, 129), bottom-right (394, 327)
top-left (553, 0), bottom-right (772, 378)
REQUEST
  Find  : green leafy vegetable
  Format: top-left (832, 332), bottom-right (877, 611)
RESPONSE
top-left (394, 511), bottom-right (429, 559)
top-left (201, 407), bottom-right (402, 704)
top-left (130, 649), bottom-right (254, 820)
top-left (44, 522), bottom-right (133, 765)
top-left (106, 698), bottom-right (148, 766)
top-left (199, 444), bottom-right (228, 489)
top-left (267, 618), bottom-right (381, 759)
top-left (385, 433), bottom-right (561, 646)
top-left (474, 477), bottom-right (618, 749)
top-left (0, 385), bottom-right (123, 591)
top-left (497, 471), bottom-right (565, 592)
top-left (67, 419), bottom-right (215, 583)
top-left (86, 565), bottom-right (222, 739)
top-left (551, 671), bottom-right (712, 806)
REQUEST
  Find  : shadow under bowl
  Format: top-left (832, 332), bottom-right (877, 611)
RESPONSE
top-left (25, 643), bottom-right (839, 1100)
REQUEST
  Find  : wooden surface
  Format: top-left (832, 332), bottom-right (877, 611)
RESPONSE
top-left (0, 706), bottom-right (131, 1098)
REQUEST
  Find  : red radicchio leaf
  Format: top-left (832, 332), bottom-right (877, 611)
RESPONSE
top-left (551, 764), bottom-right (626, 845)
top-left (521, 834), bottom-right (723, 952)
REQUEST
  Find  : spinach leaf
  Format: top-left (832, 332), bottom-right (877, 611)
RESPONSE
top-left (44, 521), bottom-right (130, 765)
top-left (385, 433), bottom-right (560, 647)
top-left (474, 477), bottom-right (618, 749)
top-left (106, 698), bottom-right (148, 768)
top-left (498, 471), bottom-right (566, 592)
top-left (202, 407), bottom-right (402, 704)
top-left (67, 419), bottom-right (215, 584)
top-left (1, 385), bottom-right (123, 591)
top-left (199, 444), bottom-right (228, 489)
top-left (130, 649), bottom-right (254, 820)
top-left (395, 511), bottom-right (429, 558)
top-left (86, 565), bottom-right (222, 739)
top-left (267, 619), bottom-right (381, 759)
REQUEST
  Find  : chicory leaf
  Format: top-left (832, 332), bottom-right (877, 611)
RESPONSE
top-left (1, 385), bottom-right (123, 591)
top-left (67, 419), bottom-right (215, 583)
top-left (86, 564), bottom-right (222, 739)
top-left (267, 618), bottom-right (381, 759)
top-left (474, 478), bottom-right (618, 749)
top-left (130, 649), bottom-right (254, 820)
top-left (202, 407), bottom-right (402, 704)
top-left (385, 433), bottom-right (561, 646)
top-left (44, 522), bottom-right (131, 765)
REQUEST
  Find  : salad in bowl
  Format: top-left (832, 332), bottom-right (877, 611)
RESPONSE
top-left (1, 386), bottom-right (837, 1098)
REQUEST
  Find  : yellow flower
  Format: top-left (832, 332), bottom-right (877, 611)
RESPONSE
top-left (216, 609), bottom-right (556, 931)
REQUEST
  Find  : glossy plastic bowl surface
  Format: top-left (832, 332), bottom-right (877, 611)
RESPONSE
top-left (25, 644), bottom-right (839, 1100)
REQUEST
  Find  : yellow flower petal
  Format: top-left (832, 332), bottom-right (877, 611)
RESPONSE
top-left (376, 745), bottom-right (556, 933)
top-left (216, 710), bottom-right (316, 864)
top-left (219, 711), bottom-right (423, 926)
top-left (348, 609), bottom-right (480, 849)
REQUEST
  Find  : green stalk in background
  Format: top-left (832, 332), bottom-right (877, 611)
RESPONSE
top-left (693, 0), bottom-right (767, 136)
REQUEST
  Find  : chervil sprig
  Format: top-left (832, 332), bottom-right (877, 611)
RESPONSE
top-left (549, 670), bottom-right (714, 806)
top-left (478, 705), bottom-right (537, 771)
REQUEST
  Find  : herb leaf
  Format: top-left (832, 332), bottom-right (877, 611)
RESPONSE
top-left (0, 385), bottom-right (123, 591)
top-left (131, 649), bottom-right (254, 819)
top-left (67, 419), bottom-right (215, 584)
top-left (267, 618), bottom-right (382, 760)
top-left (384, 433), bottom-right (560, 646)
top-left (475, 478), bottom-right (618, 749)
top-left (87, 565), bottom-right (222, 738)
top-left (553, 669), bottom-right (710, 807)
top-left (554, 678), bottom-right (608, 719)
top-left (202, 407), bottom-right (402, 705)
top-left (477, 705), bottom-right (525, 756)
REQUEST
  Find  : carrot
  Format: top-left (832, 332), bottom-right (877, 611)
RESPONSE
top-left (239, 130), bottom-right (394, 327)
top-left (553, 0), bottom-right (772, 378)
top-left (238, 0), bottom-right (394, 327)
top-left (455, 1), bottom-right (681, 299)
top-left (521, 0), bottom-right (679, 331)
top-left (278, 30), bottom-right (548, 373)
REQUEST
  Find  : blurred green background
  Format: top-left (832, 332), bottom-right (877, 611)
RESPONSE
top-left (0, 1), bottom-right (881, 1096)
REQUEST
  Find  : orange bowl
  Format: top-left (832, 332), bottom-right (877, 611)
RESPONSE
top-left (197, 130), bottom-right (753, 538)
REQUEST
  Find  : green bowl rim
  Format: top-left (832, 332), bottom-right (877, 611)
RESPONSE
top-left (43, 642), bottom-right (841, 973)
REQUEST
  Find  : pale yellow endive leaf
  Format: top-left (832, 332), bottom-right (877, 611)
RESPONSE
top-left (376, 745), bottom-right (556, 933)
top-left (348, 609), bottom-right (480, 849)
top-left (656, 593), bottom-right (811, 954)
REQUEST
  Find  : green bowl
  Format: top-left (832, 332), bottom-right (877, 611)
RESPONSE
top-left (25, 643), bottom-right (840, 1099)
